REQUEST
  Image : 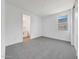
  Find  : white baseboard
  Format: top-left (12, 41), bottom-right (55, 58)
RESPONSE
top-left (6, 36), bottom-right (42, 46)
top-left (6, 36), bottom-right (71, 47)
top-left (6, 40), bottom-right (23, 47)
top-left (40, 36), bottom-right (71, 44)
top-left (43, 35), bottom-right (71, 42)
top-left (31, 35), bottom-right (42, 39)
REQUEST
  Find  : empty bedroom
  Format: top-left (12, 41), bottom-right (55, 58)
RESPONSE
top-left (1, 0), bottom-right (78, 59)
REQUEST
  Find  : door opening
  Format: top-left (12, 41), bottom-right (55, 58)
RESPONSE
top-left (22, 14), bottom-right (31, 46)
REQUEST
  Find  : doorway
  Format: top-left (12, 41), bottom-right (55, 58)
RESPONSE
top-left (22, 14), bottom-right (31, 46)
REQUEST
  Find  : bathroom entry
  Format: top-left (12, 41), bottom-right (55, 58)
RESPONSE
top-left (22, 14), bottom-right (31, 46)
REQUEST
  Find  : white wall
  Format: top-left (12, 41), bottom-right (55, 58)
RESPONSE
top-left (42, 10), bottom-right (72, 41)
top-left (31, 16), bottom-right (42, 39)
top-left (1, 0), bottom-right (5, 59)
top-left (74, 1), bottom-right (78, 54)
top-left (5, 1), bottom-right (73, 46)
top-left (74, 7), bottom-right (78, 55)
top-left (5, 1), bottom-right (42, 46)
top-left (5, 2), bottom-right (23, 46)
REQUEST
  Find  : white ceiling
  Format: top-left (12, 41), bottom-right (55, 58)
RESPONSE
top-left (7, 0), bottom-right (75, 16)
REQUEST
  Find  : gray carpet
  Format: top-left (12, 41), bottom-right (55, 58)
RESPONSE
top-left (5, 37), bottom-right (77, 59)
